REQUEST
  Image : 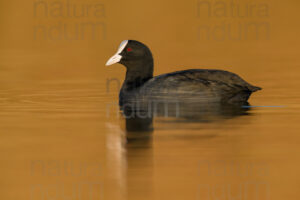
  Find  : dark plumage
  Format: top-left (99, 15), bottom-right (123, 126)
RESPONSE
top-left (106, 40), bottom-right (261, 106)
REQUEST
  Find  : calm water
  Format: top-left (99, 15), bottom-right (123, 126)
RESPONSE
top-left (1, 0), bottom-right (300, 199)
top-left (0, 58), bottom-right (299, 200)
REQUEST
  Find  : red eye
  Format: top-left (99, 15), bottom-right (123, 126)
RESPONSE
top-left (127, 47), bottom-right (132, 52)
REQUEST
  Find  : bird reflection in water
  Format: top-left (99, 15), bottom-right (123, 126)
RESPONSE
top-left (121, 99), bottom-right (250, 141)
top-left (105, 100), bottom-right (251, 199)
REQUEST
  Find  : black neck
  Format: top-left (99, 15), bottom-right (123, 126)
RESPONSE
top-left (122, 60), bottom-right (153, 91)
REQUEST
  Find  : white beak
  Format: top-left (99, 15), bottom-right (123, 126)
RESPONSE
top-left (106, 40), bottom-right (129, 66)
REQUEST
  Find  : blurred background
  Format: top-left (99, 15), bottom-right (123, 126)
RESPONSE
top-left (0, 0), bottom-right (300, 199)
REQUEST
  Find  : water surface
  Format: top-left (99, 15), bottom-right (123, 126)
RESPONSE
top-left (0, 0), bottom-right (300, 199)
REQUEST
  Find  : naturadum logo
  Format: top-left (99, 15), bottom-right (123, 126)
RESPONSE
top-left (33, 0), bottom-right (106, 41)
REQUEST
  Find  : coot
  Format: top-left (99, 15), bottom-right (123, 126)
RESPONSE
top-left (106, 40), bottom-right (261, 106)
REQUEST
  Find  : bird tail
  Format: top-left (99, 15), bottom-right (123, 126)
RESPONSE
top-left (249, 85), bottom-right (262, 92)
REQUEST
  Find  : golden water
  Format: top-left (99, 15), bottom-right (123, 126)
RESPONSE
top-left (0, 0), bottom-right (300, 199)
